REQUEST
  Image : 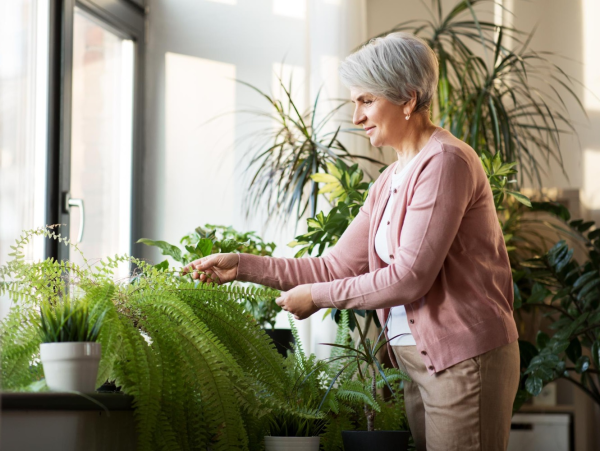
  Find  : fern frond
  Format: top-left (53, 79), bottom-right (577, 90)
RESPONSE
top-left (335, 380), bottom-right (380, 412)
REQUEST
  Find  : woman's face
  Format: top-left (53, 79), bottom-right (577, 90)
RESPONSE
top-left (350, 88), bottom-right (407, 148)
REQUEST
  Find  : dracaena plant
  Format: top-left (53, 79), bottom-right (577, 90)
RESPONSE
top-left (377, 0), bottom-right (585, 186)
top-left (237, 77), bottom-right (382, 227)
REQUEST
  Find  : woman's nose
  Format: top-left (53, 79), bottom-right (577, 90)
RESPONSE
top-left (353, 107), bottom-right (365, 125)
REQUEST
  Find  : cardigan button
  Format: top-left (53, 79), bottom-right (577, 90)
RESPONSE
top-left (393, 189), bottom-right (398, 194)
top-left (428, 365), bottom-right (434, 371)
top-left (387, 221), bottom-right (390, 225)
top-left (409, 319), bottom-right (414, 324)
top-left (389, 254), bottom-right (394, 260)
top-left (421, 350), bottom-right (427, 356)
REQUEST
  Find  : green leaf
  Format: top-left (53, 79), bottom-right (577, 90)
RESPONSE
top-left (591, 341), bottom-right (600, 369)
top-left (154, 259), bottom-right (169, 271)
top-left (555, 248), bottom-right (574, 272)
top-left (507, 190), bottom-right (532, 207)
top-left (525, 376), bottom-right (543, 396)
top-left (219, 239), bottom-right (240, 253)
top-left (565, 338), bottom-right (582, 364)
top-left (137, 238), bottom-right (183, 262)
top-left (575, 355), bottom-right (590, 373)
top-left (195, 238), bottom-right (214, 257)
top-left (588, 228), bottom-right (600, 241)
top-left (536, 331), bottom-right (550, 350)
top-left (573, 271), bottom-right (597, 290)
top-left (526, 283), bottom-right (551, 304)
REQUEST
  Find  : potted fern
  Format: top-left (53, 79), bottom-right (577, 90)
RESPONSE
top-left (39, 293), bottom-right (108, 392)
top-left (264, 315), bottom-right (326, 451)
top-left (1, 226), bottom-right (292, 450)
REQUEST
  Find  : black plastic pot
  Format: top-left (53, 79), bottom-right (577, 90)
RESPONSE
top-left (341, 430), bottom-right (410, 451)
top-left (263, 328), bottom-right (294, 357)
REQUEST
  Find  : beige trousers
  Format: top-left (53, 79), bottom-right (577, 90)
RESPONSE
top-left (391, 341), bottom-right (520, 451)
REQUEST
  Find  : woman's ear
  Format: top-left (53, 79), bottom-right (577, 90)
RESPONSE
top-left (404, 92), bottom-right (418, 116)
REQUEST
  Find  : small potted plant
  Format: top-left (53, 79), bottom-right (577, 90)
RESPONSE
top-left (39, 292), bottom-right (108, 392)
top-left (319, 310), bottom-right (411, 451)
top-left (264, 315), bottom-right (327, 451)
top-left (264, 411), bottom-right (325, 451)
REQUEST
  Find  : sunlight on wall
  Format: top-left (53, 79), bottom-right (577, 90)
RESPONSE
top-left (206, 0), bottom-right (236, 4)
top-left (165, 52), bottom-right (236, 241)
top-left (272, 62), bottom-right (307, 114)
top-left (273, 0), bottom-right (305, 19)
top-left (583, 148), bottom-right (600, 209)
top-left (583, 0), bottom-right (600, 111)
top-left (320, 55), bottom-right (339, 100)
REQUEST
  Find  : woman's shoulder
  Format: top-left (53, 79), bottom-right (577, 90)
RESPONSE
top-left (425, 127), bottom-right (480, 168)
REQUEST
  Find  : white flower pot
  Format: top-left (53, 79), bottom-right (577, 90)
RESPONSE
top-left (264, 436), bottom-right (320, 451)
top-left (40, 342), bottom-right (101, 392)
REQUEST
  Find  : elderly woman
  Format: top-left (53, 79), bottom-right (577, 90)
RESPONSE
top-left (185, 32), bottom-right (519, 451)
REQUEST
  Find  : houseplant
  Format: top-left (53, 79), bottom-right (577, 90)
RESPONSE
top-left (237, 77), bottom-right (382, 226)
top-left (318, 310), bottom-right (411, 451)
top-left (378, 0), bottom-right (583, 187)
top-left (138, 224), bottom-right (295, 355)
top-left (264, 316), bottom-right (326, 451)
top-left (38, 289), bottom-right (109, 392)
top-left (0, 226), bottom-right (294, 451)
top-left (138, 224), bottom-right (280, 328)
top-left (511, 213), bottom-right (600, 409)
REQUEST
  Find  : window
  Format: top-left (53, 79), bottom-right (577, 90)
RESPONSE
top-left (68, 8), bottom-right (135, 275)
top-left (0, 0), bottom-right (49, 265)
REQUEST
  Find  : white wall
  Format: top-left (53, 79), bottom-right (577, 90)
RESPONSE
top-left (142, 0), bottom-right (367, 357)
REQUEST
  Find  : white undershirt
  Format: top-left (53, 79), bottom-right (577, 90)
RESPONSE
top-left (374, 158), bottom-right (417, 346)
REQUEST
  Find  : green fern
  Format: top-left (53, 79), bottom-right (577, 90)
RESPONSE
top-left (0, 227), bottom-right (291, 451)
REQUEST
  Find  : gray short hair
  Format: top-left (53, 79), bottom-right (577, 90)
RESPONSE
top-left (339, 32), bottom-right (439, 114)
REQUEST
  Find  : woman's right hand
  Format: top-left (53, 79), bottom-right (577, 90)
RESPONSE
top-left (181, 253), bottom-right (240, 285)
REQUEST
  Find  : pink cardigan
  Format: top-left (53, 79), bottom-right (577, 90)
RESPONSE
top-left (238, 127), bottom-right (518, 374)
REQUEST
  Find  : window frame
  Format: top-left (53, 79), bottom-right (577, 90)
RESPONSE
top-left (46, 0), bottom-right (145, 262)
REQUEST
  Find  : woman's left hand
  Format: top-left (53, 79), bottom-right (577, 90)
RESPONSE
top-left (276, 284), bottom-right (320, 320)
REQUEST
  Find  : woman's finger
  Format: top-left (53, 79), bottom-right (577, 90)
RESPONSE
top-left (192, 257), bottom-right (208, 271)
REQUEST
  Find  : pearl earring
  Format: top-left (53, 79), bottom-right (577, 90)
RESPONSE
top-left (405, 114), bottom-right (410, 120)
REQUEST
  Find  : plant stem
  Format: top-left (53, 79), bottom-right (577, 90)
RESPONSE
top-left (365, 366), bottom-right (377, 432)
top-left (525, 302), bottom-right (575, 320)
top-left (561, 375), bottom-right (600, 406)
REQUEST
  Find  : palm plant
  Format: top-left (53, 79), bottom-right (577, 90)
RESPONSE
top-left (376, 0), bottom-right (585, 186)
top-left (238, 77), bottom-right (382, 226)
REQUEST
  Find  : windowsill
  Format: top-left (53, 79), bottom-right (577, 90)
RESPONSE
top-left (0, 392), bottom-right (134, 411)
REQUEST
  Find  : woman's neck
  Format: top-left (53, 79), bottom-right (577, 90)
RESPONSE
top-left (392, 115), bottom-right (438, 172)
